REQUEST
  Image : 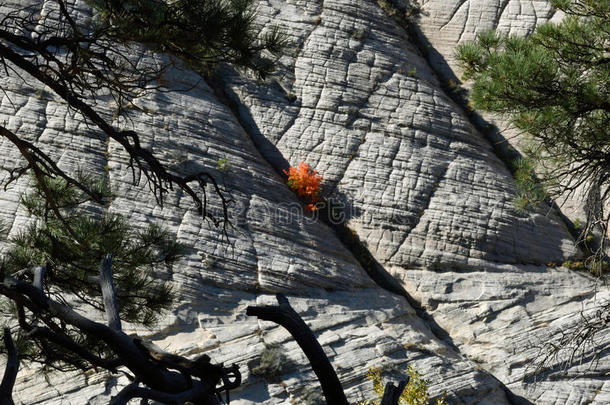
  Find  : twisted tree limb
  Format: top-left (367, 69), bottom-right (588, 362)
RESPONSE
top-left (247, 294), bottom-right (409, 405)
top-left (23, 325), bottom-right (123, 372)
top-left (0, 328), bottom-right (18, 405)
top-left (0, 262), bottom-right (240, 404)
top-left (0, 23), bottom-right (232, 232)
top-left (110, 378), bottom-right (219, 405)
top-left (246, 294), bottom-right (349, 405)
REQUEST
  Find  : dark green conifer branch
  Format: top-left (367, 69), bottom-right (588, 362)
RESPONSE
top-left (456, 0), bottom-right (610, 375)
top-left (456, 0), bottom-right (610, 272)
top-left (0, 177), bottom-right (181, 373)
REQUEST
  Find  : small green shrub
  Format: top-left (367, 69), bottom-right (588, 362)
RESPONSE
top-left (351, 28), bottom-right (366, 40)
top-left (512, 158), bottom-right (547, 213)
top-left (251, 344), bottom-right (284, 378)
top-left (572, 218), bottom-right (582, 230)
top-left (359, 365), bottom-right (448, 405)
top-left (298, 386), bottom-right (325, 405)
top-left (217, 157), bottom-right (232, 173)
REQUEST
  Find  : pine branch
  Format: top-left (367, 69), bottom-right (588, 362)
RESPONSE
top-left (0, 39), bottom-right (229, 230)
top-left (0, 273), bottom-right (186, 391)
top-left (0, 270), bottom-right (241, 402)
top-left (24, 326), bottom-right (123, 372)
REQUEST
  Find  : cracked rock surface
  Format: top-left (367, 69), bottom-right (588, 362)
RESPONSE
top-left (0, 0), bottom-right (608, 404)
top-left (412, 0), bottom-right (594, 224)
top-left (415, 0), bottom-right (559, 81)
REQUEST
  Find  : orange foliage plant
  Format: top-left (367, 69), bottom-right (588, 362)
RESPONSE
top-left (283, 162), bottom-right (323, 212)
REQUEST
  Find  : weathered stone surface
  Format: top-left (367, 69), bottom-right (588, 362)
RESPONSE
top-left (413, 0), bottom-right (593, 225)
top-left (218, 0), bottom-right (609, 403)
top-left (0, 0), bottom-right (608, 404)
top-left (415, 0), bottom-right (559, 81)
top-left (1, 2), bottom-right (506, 403)
top-left (222, 0), bottom-right (578, 271)
top-left (396, 263), bottom-right (610, 403)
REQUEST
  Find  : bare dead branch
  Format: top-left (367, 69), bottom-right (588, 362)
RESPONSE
top-left (0, 125), bottom-right (84, 241)
top-left (0, 328), bottom-right (18, 405)
top-left (0, 125), bottom-right (104, 201)
top-left (529, 297), bottom-right (610, 380)
top-left (246, 294), bottom-right (349, 405)
top-left (99, 254), bottom-right (122, 331)
top-left (0, 1), bottom-right (233, 234)
top-left (0, 271), bottom-right (241, 403)
top-left (110, 379), bottom-right (219, 405)
top-left (0, 273), bottom-right (187, 391)
top-left (24, 326), bottom-right (123, 372)
top-left (380, 380), bottom-right (408, 405)
top-left (32, 266), bottom-right (46, 294)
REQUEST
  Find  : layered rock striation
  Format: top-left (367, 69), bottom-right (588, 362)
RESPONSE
top-left (0, 0), bottom-right (608, 404)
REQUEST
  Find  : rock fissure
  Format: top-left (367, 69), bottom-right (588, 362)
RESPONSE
top-left (389, 160), bottom-right (452, 262)
top-left (439, 1), bottom-right (468, 30)
top-left (206, 47), bottom-right (466, 365)
top-left (3, 0), bottom-right (609, 403)
top-left (496, 0), bottom-right (511, 27)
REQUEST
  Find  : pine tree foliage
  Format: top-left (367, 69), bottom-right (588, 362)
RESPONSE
top-left (456, 0), bottom-right (609, 266)
top-left (0, 175), bottom-right (182, 372)
top-left (0, 0), bottom-right (287, 397)
top-left (0, 0), bottom-right (287, 231)
top-left (456, 0), bottom-right (610, 375)
top-left (456, 1), bottom-right (609, 203)
top-left (87, 0), bottom-right (287, 79)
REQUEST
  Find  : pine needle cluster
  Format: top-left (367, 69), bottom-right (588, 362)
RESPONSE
top-left (0, 175), bottom-right (183, 371)
top-left (87, 0), bottom-right (288, 79)
top-left (456, 0), bottom-right (609, 210)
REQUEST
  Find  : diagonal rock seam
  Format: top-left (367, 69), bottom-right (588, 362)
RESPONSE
top-left (213, 1), bottom-right (596, 402)
top-left (3, 1), bottom-right (604, 403)
top-left (371, 1), bottom-right (600, 402)
top-left (207, 1), bottom-right (582, 400)
top-left (206, 68), bottom-right (524, 394)
top-left (386, 0), bottom-right (578, 242)
top-left (210, 68), bottom-right (545, 404)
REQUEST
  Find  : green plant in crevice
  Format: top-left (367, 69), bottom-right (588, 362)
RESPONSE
top-left (86, 0), bottom-right (288, 79)
top-left (359, 365), bottom-right (448, 405)
top-left (217, 157), bottom-right (232, 173)
top-left (377, 0), bottom-right (421, 26)
top-left (251, 344), bottom-right (286, 379)
top-left (512, 158), bottom-right (547, 214)
top-left (351, 28), bottom-right (367, 41)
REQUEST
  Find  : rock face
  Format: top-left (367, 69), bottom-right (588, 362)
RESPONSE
top-left (415, 0), bottom-right (559, 82)
top-left (0, 1), bottom-right (608, 404)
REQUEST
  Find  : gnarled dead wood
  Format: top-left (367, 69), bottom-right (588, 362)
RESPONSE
top-left (99, 254), bottom-right (122, 331)
top-left (380, 380), bottom-right (408, 405)
top-left (0, 328), bottom-right (18, 405)
top-left (246, 294), bottom-right (349, 405)
top-left (247, 294), bottom-right (409, 405)
top-left (0, 262), bottom-right (240, 404)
